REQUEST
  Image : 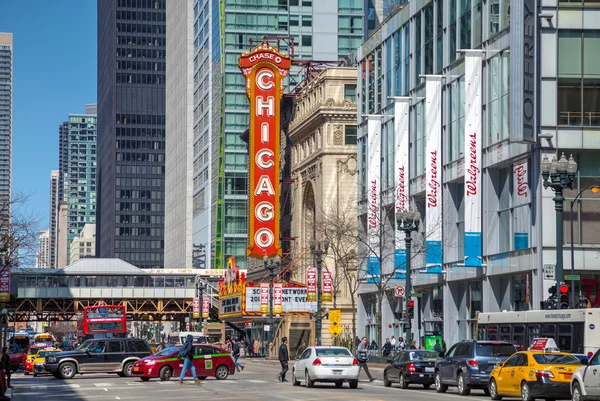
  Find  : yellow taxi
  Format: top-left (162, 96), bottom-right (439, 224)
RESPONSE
top-left (32, 349), bottom-right (61, 377)
top-left (489, 351), bottom-right (581, 401)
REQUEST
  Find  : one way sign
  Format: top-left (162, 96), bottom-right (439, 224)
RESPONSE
top-left (543, 264), bottom-right (555, 280)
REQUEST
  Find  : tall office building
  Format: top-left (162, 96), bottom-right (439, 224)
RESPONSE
top-left (97, 0), bottom-right (166, 268)
top-left (48, 170), bottom-right (59, 268)
top-left (0, 33), bottom-right (12, 225)
top-left (65, 106), bottom-right (97, 265)
top-left (58, 121), bottom-right (69, 203)
top-left (165, 0), bottom-right (366, 270)
top-left (36, 229), bottom-right (50, 268)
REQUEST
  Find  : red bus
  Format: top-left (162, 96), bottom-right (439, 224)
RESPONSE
top-left (83, 305), bottom-right (127, 334)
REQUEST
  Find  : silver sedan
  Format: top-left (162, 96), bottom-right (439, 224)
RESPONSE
top-left (292, 346), bottom-right (360, 389)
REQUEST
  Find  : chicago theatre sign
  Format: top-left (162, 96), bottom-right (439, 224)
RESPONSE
top-left (239, 42), bottom-right (291, 258)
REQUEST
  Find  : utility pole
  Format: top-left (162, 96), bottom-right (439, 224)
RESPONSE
top-left (310, 239), bottom-right (329, 346)
top-left (396, 211), bottom-right (420, 345)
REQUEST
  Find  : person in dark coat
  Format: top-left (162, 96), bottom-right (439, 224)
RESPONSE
top-left (276, 337), bottom-right (289, 382)
top-left (178, 334), bottom-right (201, 385)
top-left (382, 338), bottom-right (392, 357)
top-left (1, 347), bottom-right (10, 388)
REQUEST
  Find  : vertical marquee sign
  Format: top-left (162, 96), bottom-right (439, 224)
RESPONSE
top-left (240, 42), bottom-right (291, 259)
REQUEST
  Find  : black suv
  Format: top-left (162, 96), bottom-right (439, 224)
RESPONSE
top-left (435, 340), bottom-right (517, 396)
top-left (45, 338), bottom-right (152, 379)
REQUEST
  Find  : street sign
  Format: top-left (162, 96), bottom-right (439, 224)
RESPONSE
top-left (328, 309), bottom-right (342, 324)
top-left (410, 293), bottom-right (423, 297)
top-left (565, 275), bottom-right (580, 281)
top-left (328, 323), bottom-right (344, 338)
top-left (543, 264), bottom-right (556, 280)
top-left (394, 286), bottom-right (405, 297)
top-left (264, 325), bottom-right (270, 332)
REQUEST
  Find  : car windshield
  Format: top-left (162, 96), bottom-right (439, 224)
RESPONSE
top-left (37, 351), bottom-right (54, 358)
top-left (315, 348), bottom-right (352, 357)
top-left (76, 340), bottom-right (93, 352)
top-left (154, 347), bottom-right (178, 356)
top-left (533, 354), bottom-right (581, 365)
top-left (476, 344), bottom-right (516, 357)
top-left (409, 351), bottom-right (440, 360)
top-left (28, 347), bottom-right (44, 355)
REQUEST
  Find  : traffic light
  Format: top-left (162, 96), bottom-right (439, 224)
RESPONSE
top-left (559, 284), bottom-right (569, 309)
top-left (407, 299), bottom-right (415, 320)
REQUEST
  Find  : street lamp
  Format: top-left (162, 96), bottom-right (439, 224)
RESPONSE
top-left (310, 238), bottom-right (329, 346)
top-left (570, 185), bottom-right (600, 307)
top-left (196, 276), bottom-right (206, 330)
top-left (263, 255), bottom-right (281, 349)
top-left (396, 210), bottom-right (420, 345)
top-left (541, 153), bottom-right (577, 291)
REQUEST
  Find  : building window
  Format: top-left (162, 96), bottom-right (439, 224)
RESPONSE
top-left (558, 30), bottom-right (600, 126)
top-left (449, 0), bottom-right (457, 63)
top-left (302, 35), bottom-right (312, 47)
top-left (344, 84), bottom-right (357, 101)
top-left (302, 15), bottom-right (312, 27)
top-left (345, 125), bottom-right (357, 145)
top-left (488, 0), bottom-right (509, 36)
top-left (413, 101), bottom-right (425, 176)
top-left (424, 3), bottom-right (434, 75)
top-left (447, 77), bottom-right (465, 163)
top-left (487, 52), bottom-right (510, 146)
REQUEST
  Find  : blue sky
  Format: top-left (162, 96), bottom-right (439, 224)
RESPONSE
top-left (0, 1), bottom-right (97, 229)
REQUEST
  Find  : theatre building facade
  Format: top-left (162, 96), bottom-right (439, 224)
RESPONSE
top-left (356, 1), bottom-right (600, 347)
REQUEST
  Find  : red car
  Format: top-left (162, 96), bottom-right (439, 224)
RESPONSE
top-left (132, 344), bottom-right (235, 382)
top-left (24, 344), bottom-right (53, 375)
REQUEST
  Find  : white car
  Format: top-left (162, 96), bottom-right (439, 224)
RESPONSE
top-left (571, 350), bottom-right (600, 401)
top-left (292, 346), bottom-right (360, 389)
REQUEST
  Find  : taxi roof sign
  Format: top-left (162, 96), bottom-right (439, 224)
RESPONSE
top-left (528, 337), bottom-right (560, 352)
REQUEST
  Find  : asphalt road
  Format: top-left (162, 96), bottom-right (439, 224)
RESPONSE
top-left (9, 359), bottom-right (506, 401)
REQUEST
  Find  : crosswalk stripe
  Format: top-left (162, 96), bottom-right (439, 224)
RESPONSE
top-left (62, 384), bottom-right (81, 388)
top-left (93, 382), bottom-right (113, 387)
top-left (247, 379), bottom-right (268, 383)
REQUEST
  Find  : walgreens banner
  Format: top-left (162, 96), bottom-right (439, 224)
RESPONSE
top-left (393, 98), bottom-right (410, 278)
top-left (366, 115), bottom-right (382, 283)
top-left (464, 52), bottom-right (483, 268)
top-left (425, 77), bottom-right (443, 273)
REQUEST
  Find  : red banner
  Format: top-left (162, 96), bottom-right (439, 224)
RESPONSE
top-left (306, 267), bottom-right (317, 302)
top-left (239, 42), bottom-right (291, 259)
top-left (322, 269), bottom-right (332, 302)
top-left (273, 283), bottom-right (283, 314)
top-left (260, 283), bottom-right (269, 314)
top-left (192, 297), bottom-right (200, 319)
top-left (202, 297), bottom-right (210, 319)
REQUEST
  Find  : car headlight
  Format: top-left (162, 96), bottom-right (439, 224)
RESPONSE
top-left (45, 356), bottom-right (57, 363)
top-left (145, 360), bottom-right (156, 365)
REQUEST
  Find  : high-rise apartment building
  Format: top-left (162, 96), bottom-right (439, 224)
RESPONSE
top-left (0, 33), bottom-right (12, 224)
top-left (97, 0), bottom-right (166, 268)
top-left (48, 170), bottom-right (59, 268)
top-left (65, 106), bottom-right (97, 265)
top-left (165, 0), bottom-right (366, 270)
top-left (58, 121), bottom-right (69, 203)
top-left (36, 229), bottom-right (50, 268)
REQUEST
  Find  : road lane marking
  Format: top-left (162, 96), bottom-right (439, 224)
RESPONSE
top-left (247, 379), bottom-right (268, 383)
top-left (94, 382), bottom-right (113, 387)
top-left (62, 384), bottom-right (81, 388)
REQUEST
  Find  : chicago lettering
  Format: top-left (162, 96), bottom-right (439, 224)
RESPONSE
top-left (427, 150), bottom-right (440, 208)
top-left (465, 132), bottom-right (480, 196)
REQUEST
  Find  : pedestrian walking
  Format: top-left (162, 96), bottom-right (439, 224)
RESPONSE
top-left (410, 339), bottom-right (417, 349)
top-left (356, 337), bottom-right (375, 382)
top-left (382, 338), bottom-right (392, 357)
top-left (398, 337), bottom-right (405, 350)
top-left (390, 336), bottom-right (396, 351)
top-left (253, 338), bottom-right (260, 356)
top-left (177, 334), bottom-right (202, 385)
top-left (232, 339), bottom-right (244, 372)
top-left (434, 339), bottom-right (442, 356)
top-left (276, 337), bottom-right (289, 382)
top-left (1, 347), bottom-right (10, 388)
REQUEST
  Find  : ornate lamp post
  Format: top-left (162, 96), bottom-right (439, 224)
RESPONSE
top-left (541, 153), bottom-right (577, 293)
top-left (310, 238), bottom-right (329, 346)
top-left (396, 210), bottom-right (420, 344)
top-left (570, 185), bottom-right (600, 307)
top-left (263, 255), bottom-right (281, 347)
top-left (196, 276), bottom-right (206, 329)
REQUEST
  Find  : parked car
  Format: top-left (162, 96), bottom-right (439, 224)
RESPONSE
top-left (435, 340), bottom-right (517, 395)
top-left (384, 349), bottom-right (440, 389)
top-left (570, 348), bottom-right (600, 401)
top-left (8, 350), bottom-right (25, 372)
top-left (292, 346), bottom-right (359, 389)
top-left (131, 344), bottom-right (234, 381)
top-left (44, 337), bottom-right (152, 379)
top-left (489, 351), bottom-right (580, 400)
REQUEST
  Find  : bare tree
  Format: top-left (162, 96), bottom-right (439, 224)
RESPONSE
top-left (46, 322), bottom-right (76, 342)
top-left (0, 192), bottom-right (43, 274)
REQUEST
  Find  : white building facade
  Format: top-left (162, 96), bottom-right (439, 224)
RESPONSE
top-left (36, 230), bottom-right (50, 268)
top-left (70, 223), bottom-right (96, 264)
top-left (356, 0), bottom-right (600, 348)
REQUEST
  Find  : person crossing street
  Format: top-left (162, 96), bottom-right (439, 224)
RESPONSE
top-left (276, 337), bottom-right (289, 382)
top-left (232, 339), bottom-right (245, 372)
top-left (356, 337), bottom-right (375, 382)
top-left (178, 334), bottom-right (202, 385)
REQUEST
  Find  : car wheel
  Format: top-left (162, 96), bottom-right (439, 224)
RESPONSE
top-left (305, 370), bottom-right (315, 388)
top-left (122, 361), bottom-right (134, 377)
top-left (435, 371), bottom-right (448, 393)
top-left (423, 384), bottom-right (431, 389)
top-left (140, 377), bottom-right (150, 382)
top-left (489, 379), bottom-right (502, 400)
top-left (383, 373), bottom-right (391, 387)
top-left (349, 379), bottom-right (358, 389)
top-left (399, 371), bottom-right (409, 389)
top-left (159, 366), bottom-right (172, 381)
top-left (521, 381), bottom-right (533, 401)
top-left (457, 373), bottom-right (471, 396)
top-left (215, 365), bottom-right (229, 380)
top-left (59, 362), bottom-right (76, 380)
top-left (335, 381), bottom-right (343, 388)
top-left (292, 369), bottom-right (300, 386)
top-left (572, 383), bottom-right (582, 401)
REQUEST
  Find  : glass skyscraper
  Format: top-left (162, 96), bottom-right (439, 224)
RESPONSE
top-left (165, 0), bottom-right (366, 271)
top-left (0, 33), bottom-right (12, 225)
top-left (97, 0), bottom-right (166, 268)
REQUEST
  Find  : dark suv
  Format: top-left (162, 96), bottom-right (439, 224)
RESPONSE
top-left (44, 338), bottom-right (152, 379)
top-left (435, 340), bottom-right (517, 396)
